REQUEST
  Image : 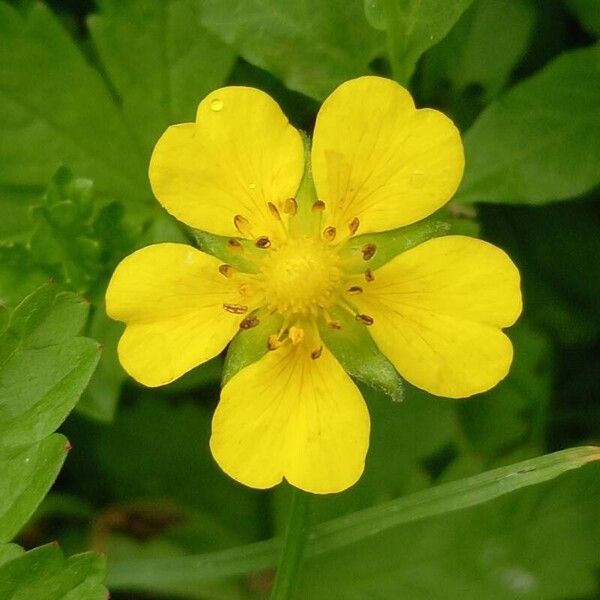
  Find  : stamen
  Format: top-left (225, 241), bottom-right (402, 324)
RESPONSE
top-left (312, 200), bottom-right (326, 213)
top-left (289, 326), bottom-right (304, 345)
top-left (326, 319), bottom-right (342, 330)
top-left (356, 313), bottom-right (374, 326)
top-left (240, 315), bottom-right (259, 330)
top-left (267, 334), bottom-right (282, 350)
top-left (223, 303), bottom-right (248, 315)
top-left (349, 217), bottom-right (360, 236)
top-left (255, 236), bottom-right (271, 249)
top-left (364, 268), bottom-right (375, 282)
top-left (347, 285), bottom-right (363, 295)
top-left (283, 198), bottom-right (298, 215)
top-left (218, 264), bottom-right (235, 278)
top-left (267, 202), bottom-right (281, 220)
top-left (311, 345), bottom-right (323, 360)
top-left (234, 214), bottom-right (251, 235)
top-left (227, 239), bottom-right (243, 254)
top-left (323, 226), bottom-right (337, 242)
top-left (361, 243), bottom-right (377, 261)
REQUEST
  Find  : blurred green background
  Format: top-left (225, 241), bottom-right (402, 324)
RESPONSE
top-left (0, 0), bottom-right (599, 598)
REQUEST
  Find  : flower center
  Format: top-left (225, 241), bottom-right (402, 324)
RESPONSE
top-left (260, 236), bottom-right (342, 316)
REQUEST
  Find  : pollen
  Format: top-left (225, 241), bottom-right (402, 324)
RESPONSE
top-left (259, 236), bottom-right (342, 316)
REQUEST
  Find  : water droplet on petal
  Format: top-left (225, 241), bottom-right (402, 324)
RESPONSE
top-left (210, 98), bottom-right (224, 112)
top-left (411, 169), bottom-right (426, 188)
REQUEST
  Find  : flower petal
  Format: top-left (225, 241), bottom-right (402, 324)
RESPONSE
top-left (351, 236), bottom-right (522, 398)
top-left (106, 243), bottom-right (253, 387)
top-left (311, 76), bottom-right (464, 234)
top-left (149, 87), bottom-right (304, 239)
top-left (210, 342), bottom-right (370, 494)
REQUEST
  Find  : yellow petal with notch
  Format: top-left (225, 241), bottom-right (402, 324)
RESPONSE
top-left (352, 236), bottom-right (522, 398)
top-left (149, 87), bottom-right (304, 239)
top-left (211, 342), bottom-right (370, 494)
top-left (312, 76), bottom-right (464, 234)
top-left (106, 243), bottom-right (252, 387)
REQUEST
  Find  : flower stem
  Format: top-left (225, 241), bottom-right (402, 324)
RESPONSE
top-left (270, 488), bottom-right (310, 600)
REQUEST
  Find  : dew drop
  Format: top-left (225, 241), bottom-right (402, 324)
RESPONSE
top-left (210, 98), bottom-right (224, 112)
top-left (411, 169), bottom-right (426, 188)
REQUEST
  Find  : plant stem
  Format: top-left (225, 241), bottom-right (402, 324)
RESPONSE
top-left (270, 488), bottom-right (310, 600)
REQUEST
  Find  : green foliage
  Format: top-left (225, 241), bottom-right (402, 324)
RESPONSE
top-left (367, 0), bottom-right (475, 83)
top-left (456, 44), bottom-right (600, 205)
top-left (0, 285), bottom-right (104, 595)
top-left (1, 0), bottom-right (599, 598)
top-left (0, 544), bottom-right (107, 599)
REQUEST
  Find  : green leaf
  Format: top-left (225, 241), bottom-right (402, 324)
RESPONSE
top-left (456, 44), bottom-right (600, 205)
top-left (566, 0), bottom-right (600, 37)
top-left (105, 447), bottom-right (600, 593)
top-left (0, 544), bottom-right (107, 600)
top-left (0, 289), bottom-right (100, 451)
top-left (197, 0), bottom-right (383, 100)
top-left (421, 0), bottom-right (536, 101)
top-left (318, 307), bottom-right (404, 402)
top-left (373, 0), bottom-right (475, 83)
top-left (88, 0), bottom-right (236, 156)
top-left (0, 435), bottom-right (68, 543)
top-left (0, 285), bottom-right (100, 539)
top-left (0, 2), bottom-right (147, 220)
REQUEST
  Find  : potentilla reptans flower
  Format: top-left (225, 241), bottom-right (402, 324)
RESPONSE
top-left (106, 76), bottom-right (522, 494)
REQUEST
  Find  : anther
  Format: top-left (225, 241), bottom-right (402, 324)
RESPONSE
top-left (227, 239), bottom-right (243, 254)
top-left (347, 286), bottom-right (363, 295)
top-left (240, 315), bottom-right (260, 330)
top-left (234, 214), bottom-right (251, 235)
top-left (364, 268), bottom-right (375, 282)
top-left (267, 202), bottom-right (281, 220)
top-left (238, 283), bottom-right (253, 297)
top-left (218, 264), bottom-right (235, 278)
top-left (323, 226), bottom-right (336, 242)
top-left (311, 346), bottom-right (323, 360)
top-left (361, 243), bottom-right (377, 261)
top-left (312, 200), bottom-right (326, 213)
top-left (356, 313), bottom-right (374, 326)
top-left (326, 319), bottom-right (342, 330)
top-left (283, 198), bottom-right (298, 215)
top-left (255, 236), bottom-right (271, 249)
top-left (223, 303), bottom-right (248, 315)
top-left (349, 217), bottom-right (360, 236)
top-left (267, 334), bottom-right (282, 351)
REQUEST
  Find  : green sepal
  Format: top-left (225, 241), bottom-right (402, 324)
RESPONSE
top-left (193, 229), bottom-right (261, 274)
top-left (319, 307), bottom-right (404, 402)
top-left (340, 218), bottom-right (450, 273)
top-left (222, 309), bottom-right (283, 385)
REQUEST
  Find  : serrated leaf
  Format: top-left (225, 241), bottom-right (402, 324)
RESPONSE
top-left (319, 307), bottom-right (403, 402)
top-left (456, 44), bottom-right (600, 205)
top-left (0, 434), bottom-right (69, 542)
top-left (88, 0), bottom-right (236, 155)
top-left (0, 285), bottom-right (100, 538)
top-left (0, 544), bottom-right (107, 600)
top-left (0, 2), bottom-right (147, 218)
top-left (197, 0), bottom-right (384, 100)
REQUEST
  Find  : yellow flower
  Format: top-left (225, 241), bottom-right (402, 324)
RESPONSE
top-left (106, 77), bottom-right (522, 495)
